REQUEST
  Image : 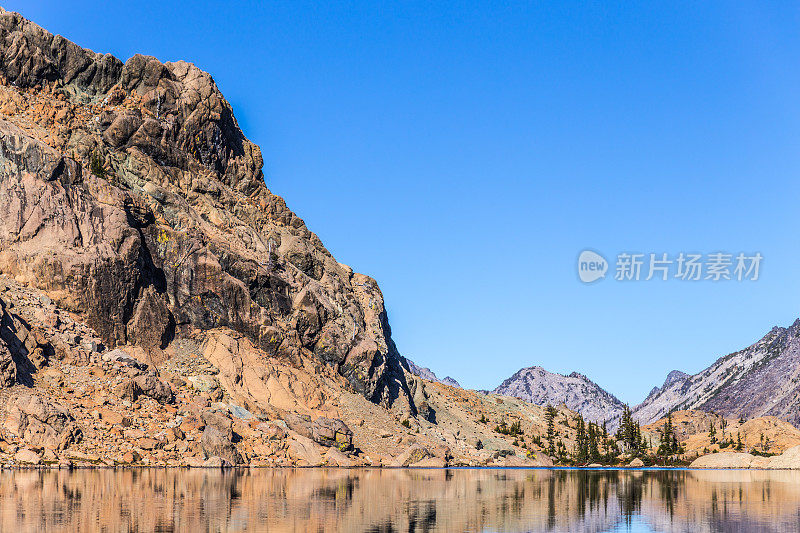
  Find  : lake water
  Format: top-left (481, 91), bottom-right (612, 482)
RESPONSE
top-left (0, 468), bottom-right (798, 532)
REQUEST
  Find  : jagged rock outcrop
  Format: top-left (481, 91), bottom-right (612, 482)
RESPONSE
top-left (493, 366), bottom-right (625, 423)
top-left (634, 319), bottom-right (800, 425)
top-left (0, 8), bottom-right (413, 413)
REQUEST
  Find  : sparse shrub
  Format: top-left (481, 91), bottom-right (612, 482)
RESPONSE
top-left (90, 150), bottom-right (106, 179)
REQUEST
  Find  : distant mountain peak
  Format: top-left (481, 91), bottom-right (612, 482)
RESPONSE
top-left (404, 358), bottom-right (461, 388)
top-left (663, 370), bottom-right (689, 388)
top-left (494, 365), bottom-right (624, 423)
top-left (633, 318), bottom-right (800, 426)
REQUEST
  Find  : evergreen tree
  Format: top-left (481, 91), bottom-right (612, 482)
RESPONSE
top-left (615, 405), bottom-right (642, 454)
top-left (657, 413), bottom-right (679, 456)
top-left (544, 404), bottom-right (557, 456)
top-left (587, 422), bottom-right (600, 463)
top-left (573, 414), bottom-right (589, 464)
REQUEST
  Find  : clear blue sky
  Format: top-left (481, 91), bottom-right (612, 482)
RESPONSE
top-left (10, 1), bottom-right (800, 404)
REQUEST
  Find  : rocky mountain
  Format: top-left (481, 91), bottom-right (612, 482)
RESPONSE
top-left (633, 319), bottom-right (800, 426)
top-left (404, 358), bottom-right (461, 388)
top-left (0, 7), bottom-right (414, 412)
top-left (4, 7), bottom-right (795, 471)
top-left (494, 366), bottom-right (625, 423)
top-left (0, 8), bottom-right (575, 468)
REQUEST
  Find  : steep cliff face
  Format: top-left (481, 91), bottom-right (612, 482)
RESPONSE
top-left (0, 8), bottom-right (412, 411)
top-left (634, 320), bottom-right (800, 425)
top-left (494, 366), bottom-right (625, 423)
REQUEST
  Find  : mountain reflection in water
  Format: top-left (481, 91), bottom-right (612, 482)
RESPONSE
top-left (0, 468), bottom-right (798, 532)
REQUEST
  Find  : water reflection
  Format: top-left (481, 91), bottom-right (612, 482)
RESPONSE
top-left (1, 468), bottom-right (799, 532)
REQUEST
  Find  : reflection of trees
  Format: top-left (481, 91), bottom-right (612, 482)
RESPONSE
top-left (654, 470), bottom-right (686, 520)
top-left (0, 469), bottom-right (798, 531)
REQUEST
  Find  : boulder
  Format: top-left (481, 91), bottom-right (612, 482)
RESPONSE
top-left (690, 452), bottom-right (756, 469)
top-left (391, 444), bottom-right (435, 467)
top-left (490, 454), bottom-right (537, 467)
top-left (766, 445), bottom-right (800, 469)
top-left (310, 417), bottom-right (353, 451)
top-left (227, 404), bottom-right (254, 420)
top-left (134, 373), bottom-right (174, 403)
top-left (165, 427), bottom-right (185, 442)
top-left (65, 450), bottom-right (100, 463)
top-left (97, 408), bottom-right (132, 427)
top-left (179, 414), bottom-right (203, 433)
top-left (200, 410), bottom-right (242, 464)
top-left (628, 458), bottom-right (644, 467)
top-left (751, 456), bottom-right (771, 468)
top-left (286, 435), bottom-right (323, 466)
top-left (324, 447), bottom-right (354, 467)
top-left (200, 425), bottom-right (242, 464)
top-left (187, 375), bottom-right (219, 393)
top-left (118, 372), bottom-right (174, 404)
top-left (3, 394), bottom-right (81, 450)
top-left (41, 448), bottom-right (57, 462)
top-left (137, 437), bottom-right (161, 450)
top-left (103, 348), bottom-right (148, 370)
top-left (121, 451), bottom-right (141, 464)
top-left (14, 448), bottom-right (41, 465)
top-left (525, 451), bottom-right (555, 467)
top-left (283, 412), bottom-right (313, 439)
top-left (260, 423), bottom-right (286, 441)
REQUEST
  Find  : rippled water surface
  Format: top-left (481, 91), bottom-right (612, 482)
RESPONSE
top-left (1, 468), bottom-right (799, 532)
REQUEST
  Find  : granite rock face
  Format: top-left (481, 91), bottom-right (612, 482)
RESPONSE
top-left (0, 8), bottom-right (412, 412)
